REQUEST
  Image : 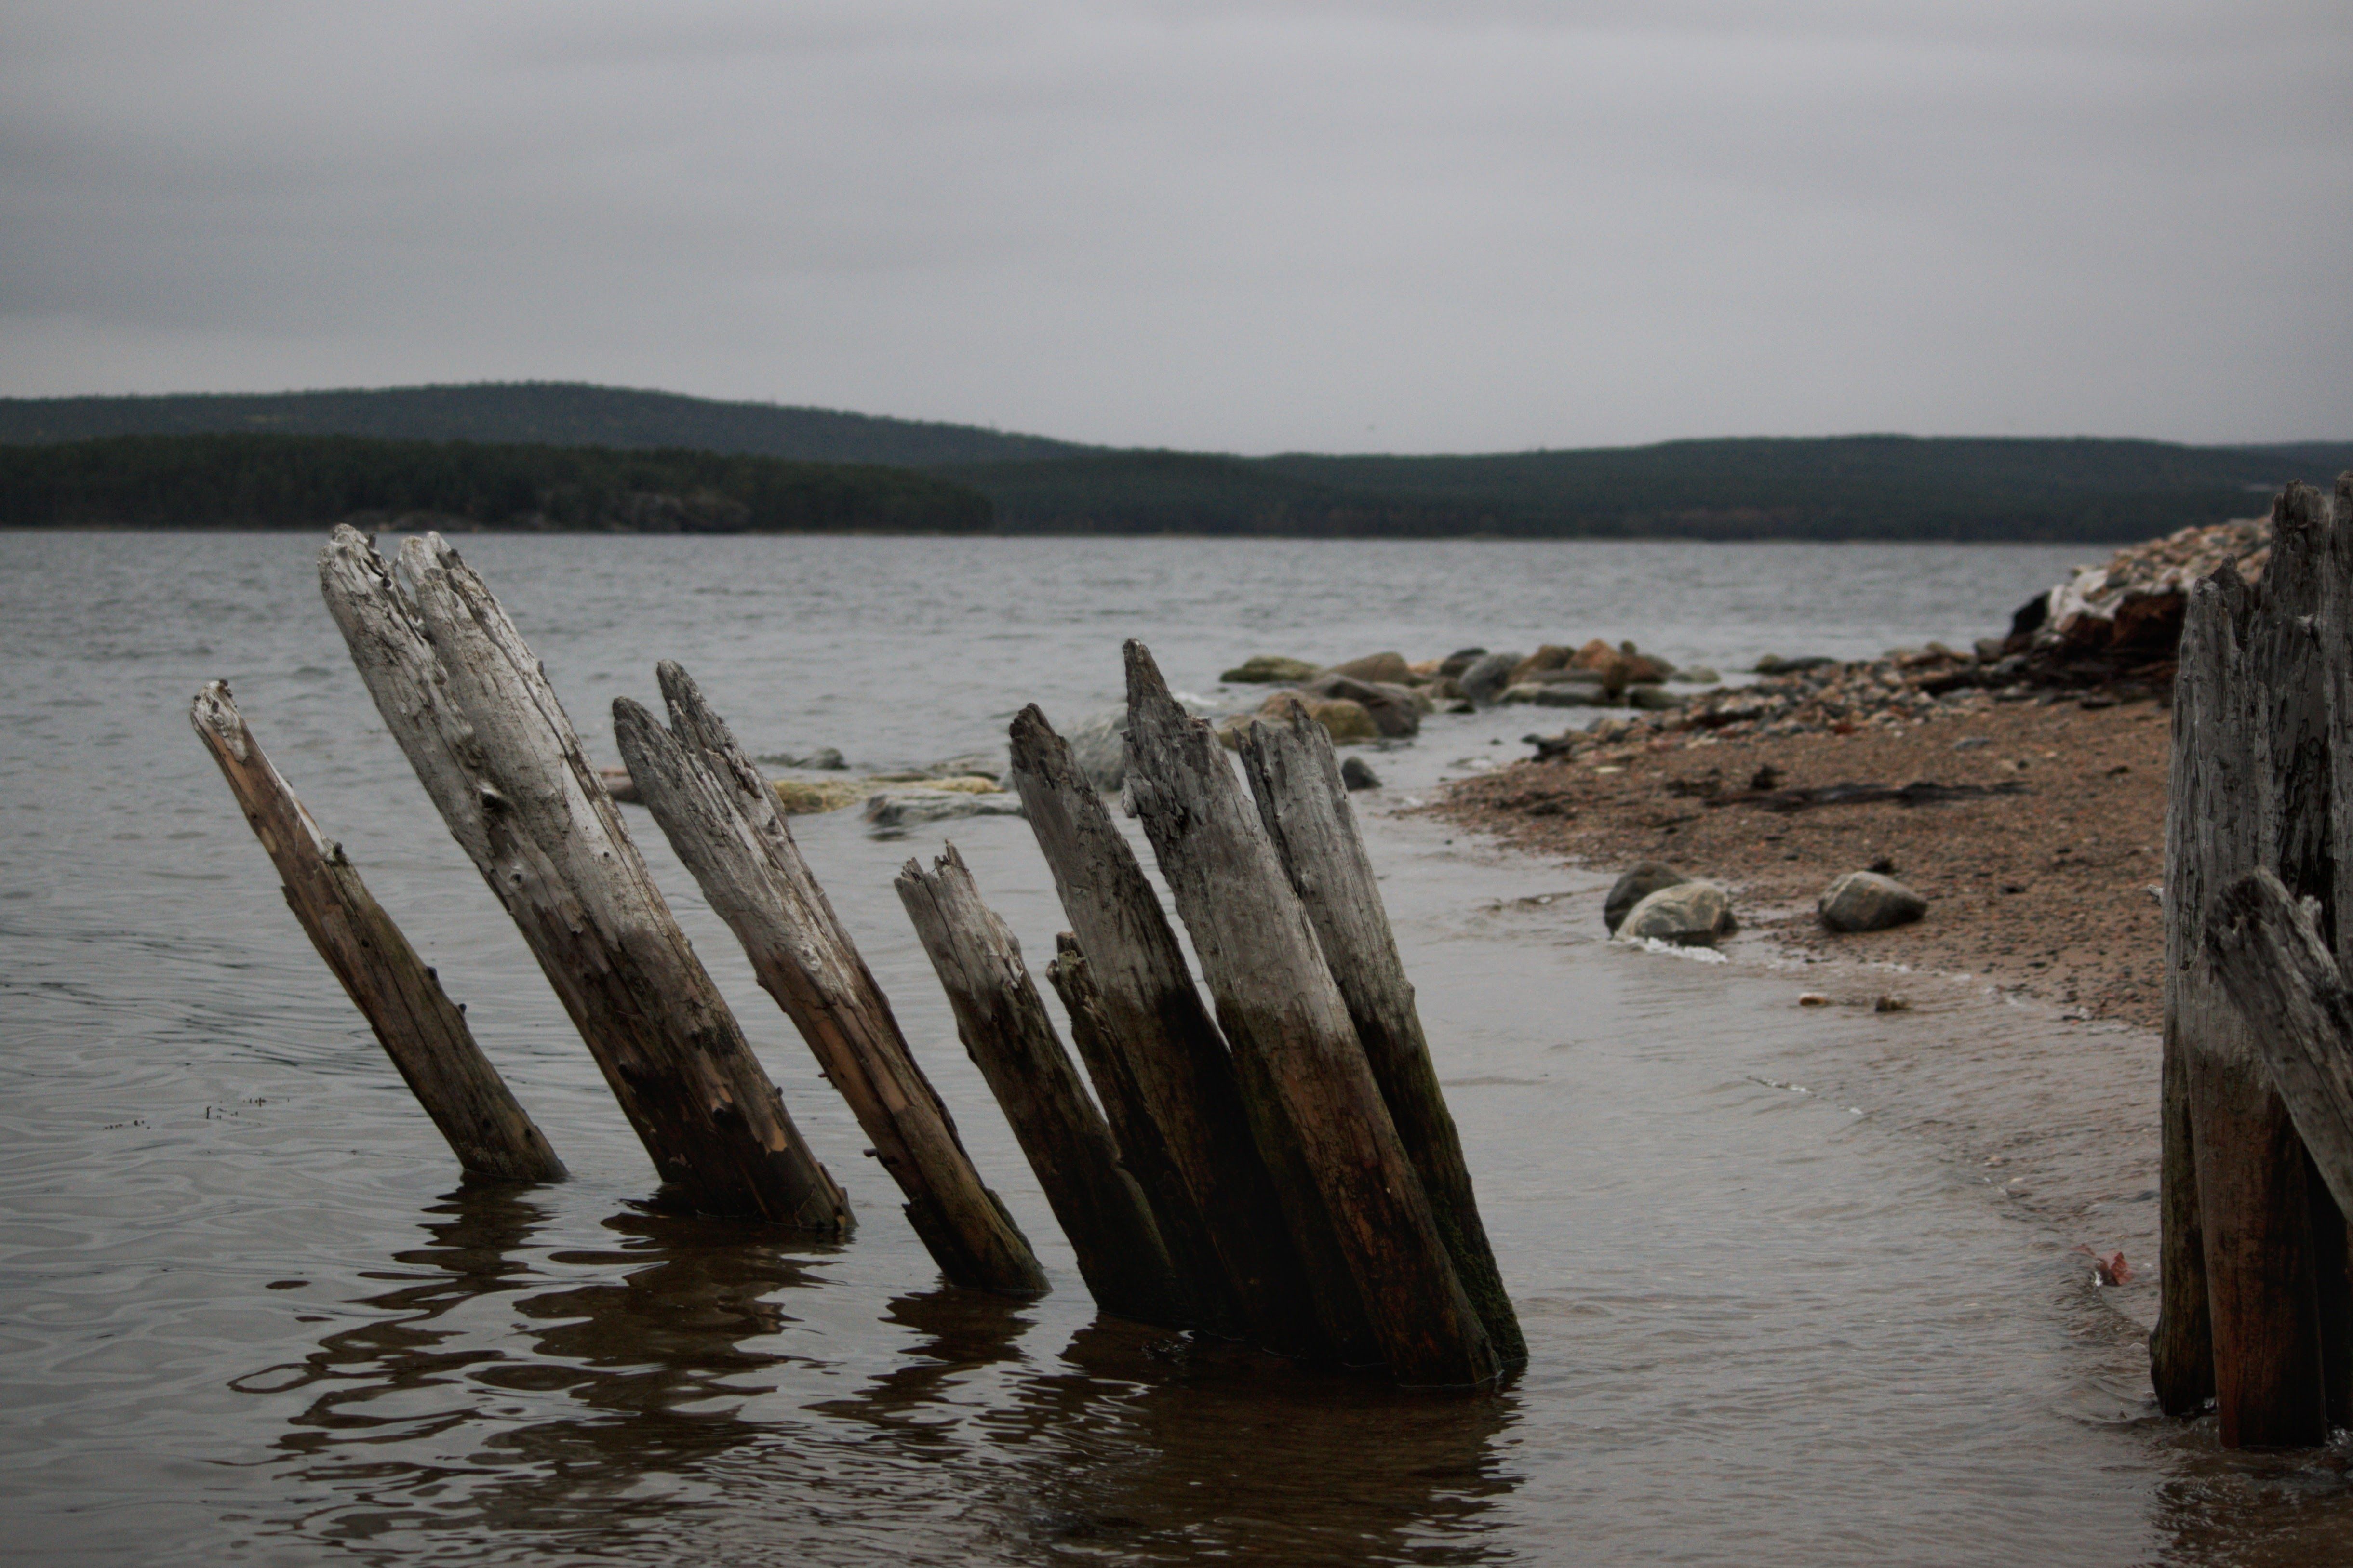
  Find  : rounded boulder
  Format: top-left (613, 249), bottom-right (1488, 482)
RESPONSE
top-left (1818, 871), bottom-right (1928, 932)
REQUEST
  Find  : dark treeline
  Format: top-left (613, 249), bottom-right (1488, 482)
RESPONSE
top-left (944, 436), bottom-right (2353, 543)
top-left (0, 383), bottom-right (1080, 469)
top-left (0, 434), bottom-right (993, 534)
top-left (3, 383), bottom-right (2345, 541)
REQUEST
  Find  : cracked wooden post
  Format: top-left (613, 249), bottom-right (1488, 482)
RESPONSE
top-left (2256, 481), bottom-right (2353, 1431)
top-left (1235, 704), bottom-right (1526, 1368)
top-left (2207, 871), bottom-right (2353, 1221)
top-left (1120, 640), bottom-right (1501, 1387)
top-left (896, 843), bottom-right (1179, 1320)
top-left (2159, 483), bottom-right (2347, 1446)
top-left (614, 662), bottom-right (1044, 1294)
top-left (190, 680), bottom-right (565, 1183)
top-left (316, 526), bottom-right (848, 1229)
top-left (1008, 704), bottom-right (1336, 1360)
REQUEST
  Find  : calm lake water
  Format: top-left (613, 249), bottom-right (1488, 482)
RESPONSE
top-left (3, 531), bottom-right (2346, 1564)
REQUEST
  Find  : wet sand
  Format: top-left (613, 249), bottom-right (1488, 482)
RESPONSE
top-left (1433, 693), bottom-right (2172, 1030)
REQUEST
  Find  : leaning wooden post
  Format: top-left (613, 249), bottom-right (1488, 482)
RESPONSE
top-left (190, 681), bottom-right (566, 1183)
top-left (2207, 871), bottom-right (2353, 1220)
top-left (614, 662), bottom-right (1044, 1295)
top-left (2152, 570), bottom-right (2242, 1414)
top-left (1235, 706), bottom-right (1526, 1368)
top-left (1120, 640), bottom-right (1501, 1387)
top-left (1007, 705), bottom-right (1337, 1360)
top-left (896, 844), bottom-right (1183, 1322)
top-left (317, 526), bottom-right (849, 1229)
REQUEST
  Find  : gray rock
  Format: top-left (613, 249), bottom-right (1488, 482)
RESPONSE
top-left (755, 745), bottom-right (847, 771)
top-left (1627, 685), bottom-right (1687, 710)
top-left (1340, 756), bottom-right (1381, 791)
top-left (1604, 861), bottom-right (1688, 933)
top-left (1304, 673), bottom-right (1422, 737)
top-left (1617, 880), bottom-right (1737, 945)
top-left (1460, 651), bottom-right (1524, 704)
top-left (1754, 654), bottom-right (1835, 675)
top-left (925, 750), bottom-right (1006, 783)
top-left (1952, 735), bottom-right (1992, 751)
top-left (1063, 708), bottom-right (1130, 792)
top-left (1532, 683), bottom-right (1604, 707)
top-left (1818, 871), bottom-right (1928, 932)
top-left (1438, 647), bottom-right (1488, 677)
top-left (863, 789), bottom-right (1027, 832)
top-left (1671, 667), bottom-right (1721, 685)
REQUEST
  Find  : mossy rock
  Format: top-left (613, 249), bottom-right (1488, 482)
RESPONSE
top-left (1222, 655), bottom-right (1321, 684)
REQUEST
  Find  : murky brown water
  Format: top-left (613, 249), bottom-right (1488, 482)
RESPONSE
top-left (3, 531), bottom-right (2347, 1563)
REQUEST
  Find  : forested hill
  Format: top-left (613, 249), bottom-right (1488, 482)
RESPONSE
top-left (0, 383), bottom-right (1086, 468)
top-left (2, 382), bottom-right (2344, 540)
top-left (943, 437), bottom-right (2353, 542)
top-left (0, 435), bottom-right (991, 533)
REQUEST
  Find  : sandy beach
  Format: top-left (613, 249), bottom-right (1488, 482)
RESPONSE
top-left (1434, 691), bottom-right (2171, 1031)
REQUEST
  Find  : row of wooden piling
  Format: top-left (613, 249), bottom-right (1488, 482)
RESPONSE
top-left (2155, 474), bottom-right (2353, 1448)
top-left (195, 525), bottom-right (1521, 1386)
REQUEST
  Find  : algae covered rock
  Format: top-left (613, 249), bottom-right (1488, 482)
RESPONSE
top-left (772, 778), bottom-right (866, 814)
top-left (1222, 655), bottom-right (1321, 684)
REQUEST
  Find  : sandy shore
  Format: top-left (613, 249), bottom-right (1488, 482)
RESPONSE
top-left (1432, 692), bottom-right (2169, 1030)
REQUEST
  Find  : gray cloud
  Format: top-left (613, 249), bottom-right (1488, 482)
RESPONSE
top-left (2, 1), bottom-right (2345, 450)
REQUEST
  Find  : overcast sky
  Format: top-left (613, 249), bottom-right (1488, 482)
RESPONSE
top-left (3, 2), bottom-right (2347, 452)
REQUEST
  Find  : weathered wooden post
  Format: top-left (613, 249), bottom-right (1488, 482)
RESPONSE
top-left (190, 681), bottom-right (566, 1183)
top-left (2152, 568), bottom-right (2246, 1416)
top-left (2256, 483), bottom-right (2353, 1429)
top-left (1234, 705), bottom-right (1526, 1367)
top-left (2207, 871), bottom-right (2353, 1222)
top-left (2157, 478), bottom-right (2353, 1445)
top-left (1120, 640), bottom-right (1502, 1387)
top-left (1007, 705), bottom-right (1337, 1360)
top-left (896, 844), bottom-right (1184, 1322)
top-left (317, 527), bottom-right (849, 1229)
top-left (614, 662), bottom-right (1045, 1294)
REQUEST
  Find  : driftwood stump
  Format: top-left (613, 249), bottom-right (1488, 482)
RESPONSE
top-left (1235, 706), bottom-right (1526, 1367)
top-left (317, 527), bottom-right (848, 1228)
top-left (190, 681), bottom-right (565, 1183)
top-left (1007, 704), bottom-right (1332, 1358)
top-left (1120, 640), bottom-right (1500, 1387)
top-left (614, 662), bottom-right (1044, 1293)
top-left (896, 844), bottom-right (1180, 1321)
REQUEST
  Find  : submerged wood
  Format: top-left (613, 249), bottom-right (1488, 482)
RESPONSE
top-left (1120, 640), bottom-right (1501, 1387)
top-left (189, 681), bottom-right (565, 1183)
top-left (1007, 705), bottom-right (1331, 1357)
top-left (614, 662), bottom-right (1044, 1294)
top-left (316, 526), bottom-right (849, 1229)
top-left (2207, 870), bottom-right (2353, 1224)
top-left (1235, 706), bottom-right (1526, 1367)
top-left (896, 844), bottom-right (1178, 1319)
